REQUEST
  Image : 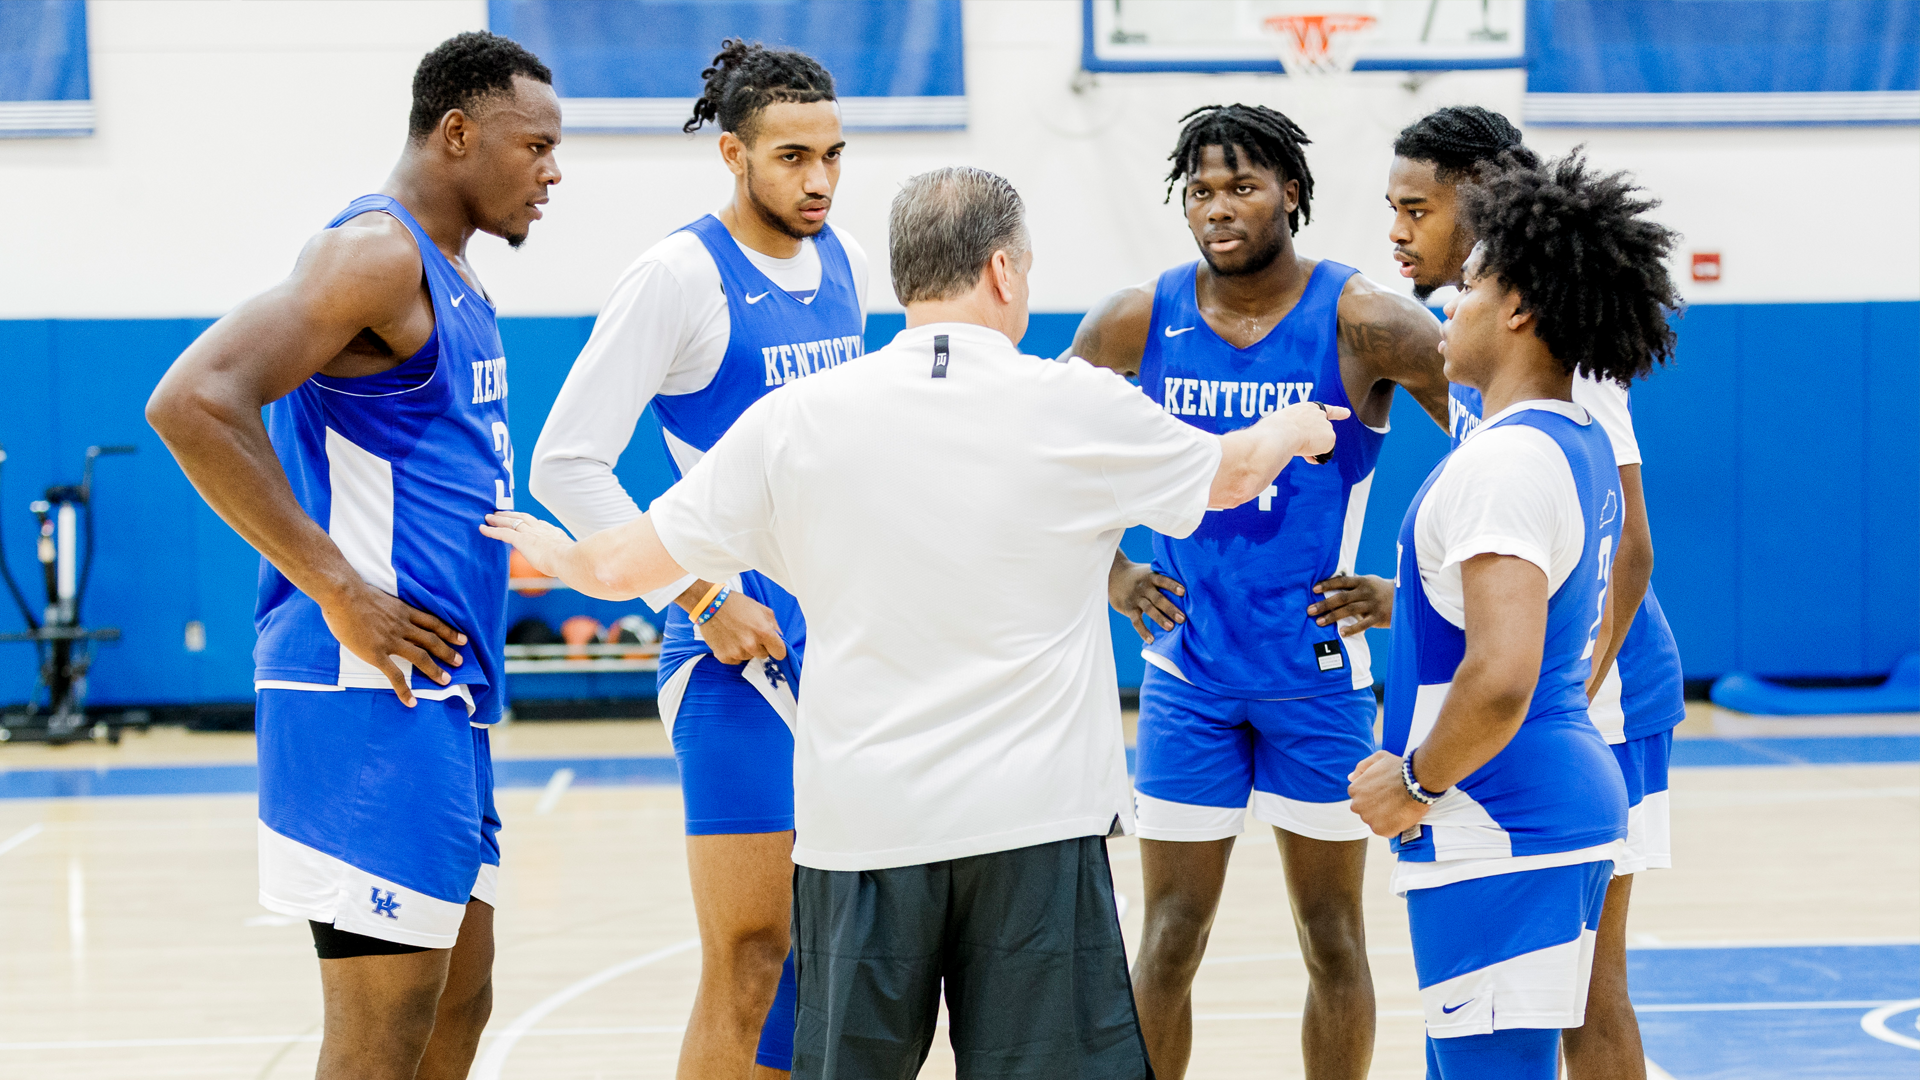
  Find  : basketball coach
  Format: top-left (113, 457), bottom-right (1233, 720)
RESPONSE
top-left (482, 166), bottom-right (1344, 1079)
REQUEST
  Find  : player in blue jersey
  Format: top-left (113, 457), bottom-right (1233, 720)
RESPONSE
top-left (1313, 106), bottom-right (1689, 1079)
top-left (528, 41), bottom-right (864, 1080)
top-left (1349, 150), bottom-right (1682, 1080)
top-left (146, 33), bottom-right (558, 1080)
top-left (1067, 104), bottom-right (1452, 1080)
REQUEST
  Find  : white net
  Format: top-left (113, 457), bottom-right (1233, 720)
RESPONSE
top-left (1262, 13), bottom-right (1378, 76)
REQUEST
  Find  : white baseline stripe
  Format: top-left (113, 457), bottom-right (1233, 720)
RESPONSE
top-left (4, 1002), bottom-right (1903, 1052)
top-left (0, 822), bottom-right (43, 858)
top-left (469, 938), bottom-right (700, 1080)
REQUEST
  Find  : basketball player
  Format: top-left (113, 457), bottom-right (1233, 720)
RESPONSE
top-left (526, 40), bottom-right (863, 1080)
top-left (1067, 104), bottom-right (1450, 1080)
top-left (146, 33), bottom-right (557, 1080)
top-left (1322, 106), bottom-right (1686, 1079)
top-left (1349, 150), bottom-right (1681, 1080)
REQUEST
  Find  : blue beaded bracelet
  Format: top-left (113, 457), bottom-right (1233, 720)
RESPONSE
top-left (1401, 752), bottom-right (1447, 806)
top-left (693, 584), bottom-right (732, 626)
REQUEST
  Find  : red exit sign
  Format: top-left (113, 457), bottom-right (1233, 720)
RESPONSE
top-left (1692, 252), bottom-right (1722, 282)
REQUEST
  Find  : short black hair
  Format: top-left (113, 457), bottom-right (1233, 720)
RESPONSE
top-left (1460, 151), bottom-right (1683, 387)
top-left (409, 31), bottom-right (552, 143)
top-left (1164, 104), bottom-right (1314, 234)
top-left (683, 39), bottom-right (835, 143)
top-left (1393, 105), bottom-right (1540, 183)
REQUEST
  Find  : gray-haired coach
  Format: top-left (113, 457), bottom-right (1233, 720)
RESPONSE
top-left (483, 167), bottom-right (1346, 1079)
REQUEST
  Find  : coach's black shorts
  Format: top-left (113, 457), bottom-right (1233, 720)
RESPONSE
top-left (792, 834), bottom-right (1152, 1080)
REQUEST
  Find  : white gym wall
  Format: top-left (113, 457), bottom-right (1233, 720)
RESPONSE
top-left (1, 0), bottom-right (1914, 322)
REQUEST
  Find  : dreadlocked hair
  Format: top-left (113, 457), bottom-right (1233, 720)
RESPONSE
top-left (1393, 105), bottom-right (1540, 182)
top-left (683, 39), bottom-right (835, 143)
top-left (1164, 104), bottom-right (1314, 234)
top-left (1459, 151), bottom-right (1683, 388)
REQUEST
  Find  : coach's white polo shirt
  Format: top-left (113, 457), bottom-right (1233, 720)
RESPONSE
top-left (650, 322), bottom-right (1222, 871)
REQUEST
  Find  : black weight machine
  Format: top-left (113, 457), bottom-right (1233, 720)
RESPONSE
top-left (0, 443), bottom-right (139, 744)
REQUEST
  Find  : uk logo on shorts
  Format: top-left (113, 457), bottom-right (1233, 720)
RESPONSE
top-left (370, 888), bottom-right (402, 919)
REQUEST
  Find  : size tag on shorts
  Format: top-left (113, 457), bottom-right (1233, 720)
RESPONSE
top-left (1398, 825), bottom-right (1423, 844)
top-left (932, 334), bottom-right (949, 379)
top-left (1313, 640), bottom-right (1345, 672)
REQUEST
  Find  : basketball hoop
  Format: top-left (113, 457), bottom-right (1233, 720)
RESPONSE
top-left (1262, 13), bottom-right (1377, 76)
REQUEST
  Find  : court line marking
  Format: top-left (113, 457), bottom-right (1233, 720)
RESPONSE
top-left (532, 768), bottom-right (575, 815)
top-left (1860, 998), bottom-right (1920, 1050)
top-left (1623, 936), bottom-right (1920, 949)
top-left (6, 1002), bottom-right (1910, 1052)
top-left (0, 822), bottom-right (41, 857)
top-left (469, 937), bottom-right (700, 1080)
top-left (1671, 785), bottom-right (1920, 807)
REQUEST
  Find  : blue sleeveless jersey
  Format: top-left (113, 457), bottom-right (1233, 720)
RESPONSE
top-left (255, 195), bottom-right (512, 723)
top-left (1448, 384), bottom-right (1684, 741)
top-left (653, 215), bottom-right (865, 687)
top-left (1387, 407), bottom-right (1628, 863)
top-left (1136, 260), bottom-right (1384, 699)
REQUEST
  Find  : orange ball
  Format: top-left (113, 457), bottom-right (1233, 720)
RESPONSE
top-left (509, 549), bottom-right (549, 596)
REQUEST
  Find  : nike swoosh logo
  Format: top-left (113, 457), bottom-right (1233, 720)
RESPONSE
top-left (451, 294), bottom-right (465, 308)
top-left (1441, 999), bottom-right (1473, 1014)
top-left (745, 291), bottom-right (770, 304)
top-left (1164, 326), bottom-right (1196, 337)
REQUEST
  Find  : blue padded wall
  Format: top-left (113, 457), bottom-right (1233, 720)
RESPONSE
top-left (0, 301), bottom-right (1913, 708)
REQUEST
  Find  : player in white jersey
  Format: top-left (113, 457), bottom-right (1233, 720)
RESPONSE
top-left (528, 41), bottom-right (865, 1080)
top-left (1350, 149), bottom-right (1682, 1080)
top-left (1317, 107), bottom-right (1688, 1078)
top-left (148, 33), bottom-right (559, 1080)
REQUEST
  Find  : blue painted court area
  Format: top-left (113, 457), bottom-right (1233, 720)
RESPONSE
top-left (1633, 944), bottom-right (1920, 1079)
top-left (0, 733), bottom-right (1914, 799)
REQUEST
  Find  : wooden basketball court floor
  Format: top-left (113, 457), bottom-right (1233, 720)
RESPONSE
top-left (0, 705), bottom-right (1915, 1079)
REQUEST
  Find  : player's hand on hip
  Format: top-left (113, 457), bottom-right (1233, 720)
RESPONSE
top-left (1310, 573), bottom-right (1394, 636)
top-left (480, 511), bottom-right (573, 575)
top-left (318, 580), bottom-right (467, 708)
top-left (1347, 749), bottom-right (1429, 838)
top-left (1282, 401), bottom-right (1347, 462)
top-left (696, 590), bottom-right (788, 665)
top-left (1108, 558), bottom-right (1186, 644)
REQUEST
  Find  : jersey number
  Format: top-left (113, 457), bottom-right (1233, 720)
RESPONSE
top-left (492, 422), bottom-right (515, 510)
top-left (1581, 535), bottom-right (1615, 660)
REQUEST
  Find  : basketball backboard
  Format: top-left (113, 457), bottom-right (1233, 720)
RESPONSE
top-left (1081, 0), bottom-right (1525, 73)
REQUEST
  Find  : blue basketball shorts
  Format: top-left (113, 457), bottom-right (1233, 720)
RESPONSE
top-left (662, 656), bottom-right (795, 836)
top-left (1611, 729), bottom-right (1673, 875)
top-left (255, 688), bottom-right (500, 949)
top-left (1406, 860), bottom-right (1613, 1040)
top-left (1132, 665), bottom-right (1376, 842)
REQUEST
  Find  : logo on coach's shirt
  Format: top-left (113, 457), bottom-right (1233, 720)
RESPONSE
top-left (471, 357), bottom-right (508, 404)
top-left (370, 888), bottom-right (402, 919)
top-left (762, 335), bottom-right (866, 386)
top-left (1162, 377), bottom-right (1313, 419)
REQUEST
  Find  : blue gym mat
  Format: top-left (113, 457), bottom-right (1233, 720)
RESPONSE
top-left (1711, 653), bottom-right (1920, 716)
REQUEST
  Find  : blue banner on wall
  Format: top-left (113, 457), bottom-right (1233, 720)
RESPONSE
top-left (488, 0), bottom-right (965, 133)
top-left (0, 0), bottom-right (91, 138)
top-left (1525, 0), bottom-right (1920, 126)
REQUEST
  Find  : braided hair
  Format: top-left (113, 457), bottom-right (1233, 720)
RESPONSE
top-left (1164, 104), bottom-right (1314, 234)
top-left (683, 39), bottom-right (835, 144)
top-left (1392, 105), bottom-right (1540, 182)
top-left (1459, 151), bottom-right (1682, 387)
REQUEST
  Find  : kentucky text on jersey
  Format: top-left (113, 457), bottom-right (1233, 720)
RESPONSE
top-left (1161, 378), bottom-right (1315, 418)
top-left (1134, 259), bottom-right (1385, 699)
top-left (761, 334), bottom-right (865, 386)
top-left (470, 357), bottom-right (507, 403)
